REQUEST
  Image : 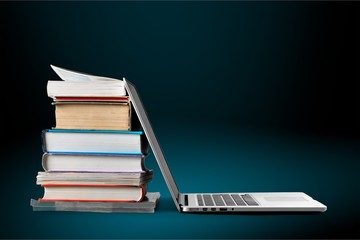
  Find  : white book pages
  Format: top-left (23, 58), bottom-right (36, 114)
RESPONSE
top-left (50, 65), bottom-right (121, 82)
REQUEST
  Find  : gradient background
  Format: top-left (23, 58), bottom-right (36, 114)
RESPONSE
top-left (1, 1), bottom-right (359, 239)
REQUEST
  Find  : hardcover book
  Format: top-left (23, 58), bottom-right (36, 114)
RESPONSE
top-left (42, 153), bottom-right (148, 172)
top-left (47, 80), bottom-right (126, 98)
top-left (39, 183), bottom-right (147, 202)
top-left (36, 170), bottom-right (153, 186)
top-left (41, 129), bottom-right (149, 155)
top-left (31, 65), bottom-right (159, 212)
top-left (53, 101), bottom-right (132, 130)
top-left (53, 96), bottom-right (129, 102)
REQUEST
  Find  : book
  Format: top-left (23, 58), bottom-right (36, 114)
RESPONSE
top-left (41, 153), bottom-right (147, 172)
top-left (36, 170), bottom-right (153, 186)
top-left (50, 65), bottom-right (122, 82)
top-left (54, 96), bottom-right (129, 102)
top-left (39, 184), bottom-right (147, 202)
top-left (47, 65), bottom-right (126, 98)
top-left (30, 192), bottom-right (160, 213)
top-left (42, 129), bottom-right (149, 155)
top-left (47, 80), bottom-right (126, 98)
top-left (30, 65), bottom-right (159, 212)
top-left (53, 101), bottom-right (131, 130)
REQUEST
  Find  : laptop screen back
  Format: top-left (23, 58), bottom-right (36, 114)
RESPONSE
top-left (124, 79), bottom-right (181, 211)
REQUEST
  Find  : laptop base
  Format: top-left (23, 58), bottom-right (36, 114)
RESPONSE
top-left (180, 192), bottom-right (327, 212)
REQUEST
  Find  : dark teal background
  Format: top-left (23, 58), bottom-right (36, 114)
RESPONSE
top-left (1, 1), bottom-right (359, 239)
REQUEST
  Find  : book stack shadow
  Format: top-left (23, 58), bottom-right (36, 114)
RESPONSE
top-left (31, 66), bottom-right (160, 213)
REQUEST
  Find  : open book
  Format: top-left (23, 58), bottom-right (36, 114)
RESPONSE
top-left (50, 65), bottom-right (123, 82)
top-left (47, 65), bottom-right (126, 98)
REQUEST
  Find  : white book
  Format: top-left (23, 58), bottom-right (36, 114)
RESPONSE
top-left (42, 153), bottom-right (147, 172)
top-left (36, 170), bottom-right (153, 186)
top-left (47, 80), bottom-right (126, 98)
top-left (47, 65), bottom-right (126, 98)
top-left (42, 129), bottom-right (149, 155)
top-left (50, 65), bottom-right (121, 82)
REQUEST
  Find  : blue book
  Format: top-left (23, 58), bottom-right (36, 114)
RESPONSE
top-left (41, 129), bottom-right (149, 155)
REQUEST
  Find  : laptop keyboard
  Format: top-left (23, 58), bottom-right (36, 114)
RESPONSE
top-left (197, 194), bottom-right (259, 206)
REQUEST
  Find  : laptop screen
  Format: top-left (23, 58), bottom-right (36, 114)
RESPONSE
top-left (124, 79), bottom-right (181, 211)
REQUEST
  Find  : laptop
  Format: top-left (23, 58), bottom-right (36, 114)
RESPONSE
top-left (126, 79), bottom-right (327, 213)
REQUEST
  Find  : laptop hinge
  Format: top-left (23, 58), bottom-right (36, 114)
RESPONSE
top-left (178, 193), bottom-right (188, 206)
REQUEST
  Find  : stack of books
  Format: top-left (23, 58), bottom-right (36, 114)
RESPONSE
top-left (31, 65), bottom-right (160, 213)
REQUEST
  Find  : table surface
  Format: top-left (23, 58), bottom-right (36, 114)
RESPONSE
top-left (2, 125), bottom-right (358, 239)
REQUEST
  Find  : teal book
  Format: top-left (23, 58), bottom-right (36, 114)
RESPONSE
top-left (41, 129), bottom-right (149, 155)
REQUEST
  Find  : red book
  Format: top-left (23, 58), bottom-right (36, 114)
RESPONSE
top-left (39, 184), bottom-right (147, 202)
top-left (54, 96), bottom-right (129, 102)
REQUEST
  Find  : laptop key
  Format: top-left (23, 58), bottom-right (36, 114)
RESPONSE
top-left (242, 194), bottom-right (259, 206)
top-left (231, 194), bottom-right (247, 206)
top-left (197, 195), bottom-right (204, 206)
top-left (212, 194), bottom-right (225, 206)
top-left (221, 194), bottom-right (236, 206)
top-left (203, 194), bottom-right (215, 206)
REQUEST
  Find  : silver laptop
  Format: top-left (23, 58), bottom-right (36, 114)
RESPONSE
top-left (124, 79), bottom-right (327, 213)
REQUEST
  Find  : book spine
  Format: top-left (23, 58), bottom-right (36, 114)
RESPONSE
top-left (141, 133), bottom-right (150, 155)
top-left (41, 129), bottom-right (48, 153)
top-left (41, 153), bottom-right (49, 171)
top-left (139, 184), bottom-right (147, 202)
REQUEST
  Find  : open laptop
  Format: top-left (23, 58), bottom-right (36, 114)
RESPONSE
top-left (126, 79), bottom-right (327, 213)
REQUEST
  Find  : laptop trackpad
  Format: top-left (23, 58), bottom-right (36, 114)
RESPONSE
top-left (264, 196), bottom-right (307, 201)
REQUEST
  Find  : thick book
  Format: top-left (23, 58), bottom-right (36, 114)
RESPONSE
top-left (36, 170), bottom-right (153, 186)
top-left (39, 184), bottom-right (147, 202)
top-left (47, 80), bottom-right (126, 98)
top-left (41, 129), bottom-right (149, 155)
top-left (30, 192), bottom-right (160, 213)
top-left (53, 101), bottom-right (131, 130)
top-left (42, 153), bottom-right (147, 172)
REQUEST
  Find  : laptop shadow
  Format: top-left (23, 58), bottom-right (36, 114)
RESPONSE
top-left (187, 211), bottom-right (324, 215)
top-left (157, 197), bottom-right (179, 212)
